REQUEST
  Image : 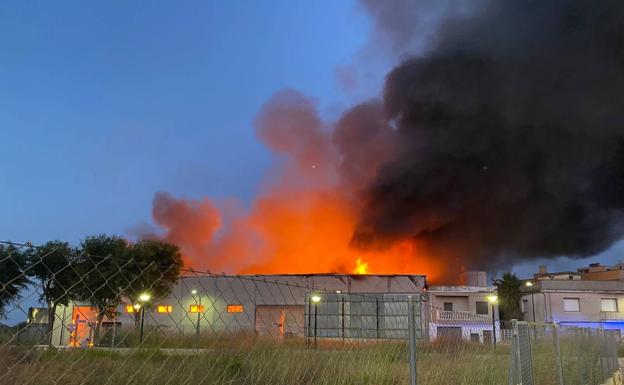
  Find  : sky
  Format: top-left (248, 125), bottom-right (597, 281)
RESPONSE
top-left (2, 0), bottom-right (624, 298)
top-left (0, 0), bottom-right (370, 242)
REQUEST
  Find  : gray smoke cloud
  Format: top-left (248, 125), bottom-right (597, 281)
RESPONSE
top-left (350, 0), bottom-right (624, 269)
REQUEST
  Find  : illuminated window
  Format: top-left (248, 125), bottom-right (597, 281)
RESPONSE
top-left (126, 305), bottom-right (135, 313)
top-left (189, 305), bottom-right (205, 313)
top-left (227, 304), bottom-right (244, 313)
top-left (157, 305), bottom-right (173, 313)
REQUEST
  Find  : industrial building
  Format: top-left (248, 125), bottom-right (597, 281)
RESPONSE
top-left (48, 274), bottom-right (428, 347)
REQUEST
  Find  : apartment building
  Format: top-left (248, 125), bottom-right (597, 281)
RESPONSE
top-left (521, 277), bottom-right (624, 330)
top-left (427, 271), bottom-right (500, 342)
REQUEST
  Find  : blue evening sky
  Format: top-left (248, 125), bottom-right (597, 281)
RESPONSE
top-left (0, 0), bottom-right (369, 246)
top-left (1, 0), bottom-right (623, 292)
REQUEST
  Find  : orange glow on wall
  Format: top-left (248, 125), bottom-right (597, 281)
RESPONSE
top-left (189, 304), bottom-right (205, 313)
top-left (227, 304), bottom-right (244, 313)
top-left (157, 305), bottom-right (173, 313)
top-left (126, 305), bottom-right (135, 313)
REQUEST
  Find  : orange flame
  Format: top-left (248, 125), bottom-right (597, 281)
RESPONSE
top-left (353, 258), bottom-right (369, 274)
top-left (150, 89), bottom-right (449, 283)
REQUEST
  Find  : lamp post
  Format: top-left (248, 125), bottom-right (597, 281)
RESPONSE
top-left (138, 292), bottom-right (151, 344)
top-left (525, 281), bottom-right (536, 322)
top-left (311, 295), bottom-right (321, 349)
top-left (487, 294), bottom-right (498, 348)
top-left (191, 289), bottom-right (202, 337)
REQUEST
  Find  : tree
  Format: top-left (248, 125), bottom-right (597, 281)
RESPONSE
top-left (26, 241), bottom-right (78, 344)
top-left (73, 235), bottom-right (131, 344)
top-left (492, 272), bottom-right (523, 321)
top-left (125, 240), bottom-right (183, 325)
top-left (0, 244), bottom-right (29, 319)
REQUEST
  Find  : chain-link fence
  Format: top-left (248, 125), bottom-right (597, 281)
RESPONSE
top-left (509, 321), bottom-right (621, 385)
top-left (1, 240), bottom-right (622, 385)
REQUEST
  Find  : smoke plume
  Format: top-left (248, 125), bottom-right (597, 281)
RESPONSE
top-left (149, 0), bottom-right (624, 280)
top-left (353, 0), bottom-right (624, 270)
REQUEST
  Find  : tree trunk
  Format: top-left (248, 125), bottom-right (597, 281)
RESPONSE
top-left (47, 302), bottom-right (57, 348)
top-left (94, 309), bottom-right (106, 346)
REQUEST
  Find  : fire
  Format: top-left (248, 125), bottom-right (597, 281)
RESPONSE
top-left (353, 258), bottom-right (369, 274)
top-left (150, 89), bottom-right (449, 282)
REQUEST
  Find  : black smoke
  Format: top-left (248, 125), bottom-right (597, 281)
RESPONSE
top-left (351, 0), bottom-right (624, 269)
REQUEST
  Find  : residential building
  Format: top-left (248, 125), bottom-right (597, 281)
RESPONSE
top-left (521, 277), bottom-right (624, 331)
top-left (426, 271), bottom-right (500, 342)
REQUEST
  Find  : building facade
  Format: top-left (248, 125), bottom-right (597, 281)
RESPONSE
top-left (427, 271), bottom-right (500, 342)
top-left (521, 279), bottom-right (624, 330)
top-left (49, 274), bottom-right (428, 347)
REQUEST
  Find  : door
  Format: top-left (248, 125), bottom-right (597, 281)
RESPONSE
top-left (436, 326), bottom-right (463, 341)
top-left (255, 306), bottom-right (304, 337)
top-left (69, 306), bottom-right (97, 347)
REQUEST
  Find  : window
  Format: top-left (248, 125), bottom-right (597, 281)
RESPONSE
top-left (563, 298), bottom-right (580, 312)
top-left (601, 298), bottom-right (618, 312)
top-left (521, 299), bottom-right (528, 313)
top-left (443, 302), bottom-right (453, 311)
top-left (227, 304), bottom-right (244, 313)
top-left (189, 305), bottom-right (205, 313)
top-left (475, 301), bottom-right (489, 315)
top-left (157, 305), bottom-right (173, 313)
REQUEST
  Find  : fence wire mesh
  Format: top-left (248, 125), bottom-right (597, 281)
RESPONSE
top-left (1, 240), bottom-right (622, 385)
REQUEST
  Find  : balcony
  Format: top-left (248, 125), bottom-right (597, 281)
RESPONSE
top-left (433, 310), bottom-right (491, 323)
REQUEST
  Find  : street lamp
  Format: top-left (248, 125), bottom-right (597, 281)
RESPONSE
top-left (191, 290), bottom-right (202, 337)
top-left (525, 281), bottom-right (536, 322)
top-left (487, 295), bottom-right (498, 348)
top-left (138, 292), bottom-right (151, 344)
top-left (310, 295), bottom-right (321, 349)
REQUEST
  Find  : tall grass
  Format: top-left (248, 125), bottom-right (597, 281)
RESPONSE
top-left (0, 336), bottom-right (514, 385)
top-left (1, 330), bottom-right (616, 385)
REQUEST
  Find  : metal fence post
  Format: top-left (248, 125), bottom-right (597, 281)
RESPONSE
top-left (508, 319), bottom-right (518, 385)
top-left (552, 323), bottom-right (564, 385)
top-left (577, 328), bottom-right (587, 385)
top-left (408, 295), bottom-right (418, 385)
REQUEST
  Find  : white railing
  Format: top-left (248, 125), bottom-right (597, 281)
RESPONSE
top-left (434, 310), bottom-right (491, 323)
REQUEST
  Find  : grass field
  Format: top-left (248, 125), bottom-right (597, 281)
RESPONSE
top-left (0, 337), bottom-right (511, 385)
top-left (0, 329), bottom-right (617, 385)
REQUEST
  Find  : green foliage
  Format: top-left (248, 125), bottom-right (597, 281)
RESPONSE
top-left (125, 240), bottom-right (183, 306)
top-left (492, 272), bottom-right (523, 321)
top-left (26, 241), bottom-right (77, 308)
top-left (0, 244), bottom-right (29, 318)
top-left (73, 235), bottom-right (131, 317)
top-left (26, 241), bottom-right (80, 342)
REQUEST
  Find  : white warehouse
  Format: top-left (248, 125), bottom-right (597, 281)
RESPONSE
top-left (49, 273), bottom-right (428, 347)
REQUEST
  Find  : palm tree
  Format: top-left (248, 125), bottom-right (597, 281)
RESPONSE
top-left (492, 272), bottom-right (523, 321)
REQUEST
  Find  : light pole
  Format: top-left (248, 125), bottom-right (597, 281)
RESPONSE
top-left (138, 292), bottom-right (151, 344)
top-left (525, 281), bottom-right (536, 322)
top-left (191, 289), bottom-right (202, 337)
top-left (311, 295), bottom-right (321, 349)
top-left (487, 294), bottom-right (498, 348)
